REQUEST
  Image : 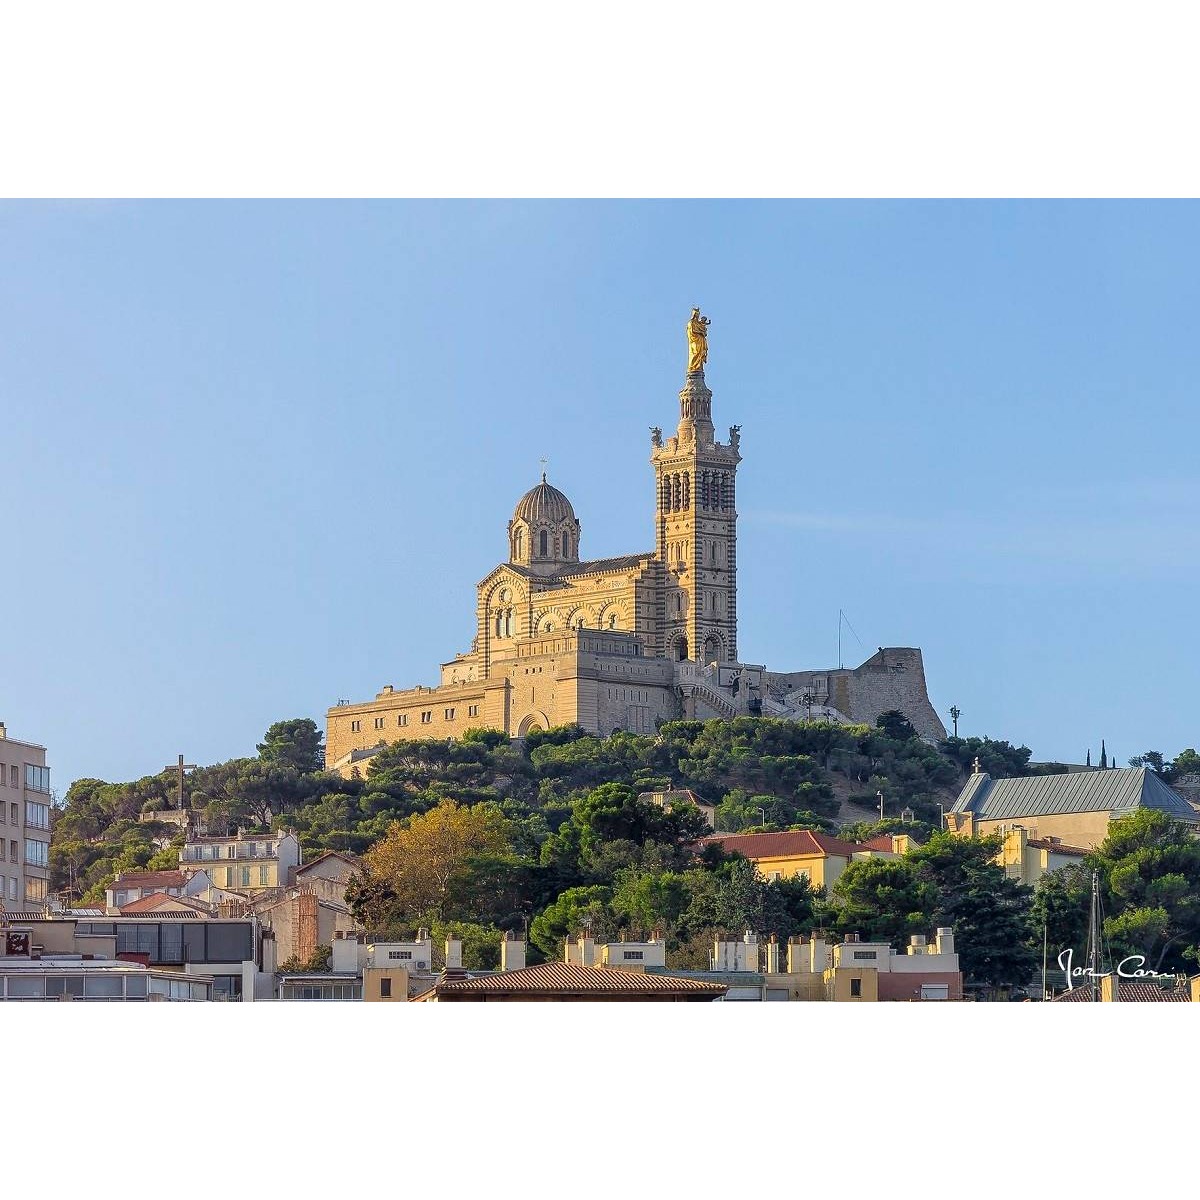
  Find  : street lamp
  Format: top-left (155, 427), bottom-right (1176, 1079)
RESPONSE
top-left (877, 790), bottom-right (885, 822)
top-left (757, 807), bottom-right (767, 829)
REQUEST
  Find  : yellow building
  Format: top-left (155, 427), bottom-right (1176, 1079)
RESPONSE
top-left (179, 830), bottom-right (301, 895)
top-left (326, 313), bottom-right (946, 776)
top-left (946, 766), bottom-right (1198, 851)
top-left (701, 829), bottom-right (912, 890)
top-left (996, 825), bottom-right (1088, 886)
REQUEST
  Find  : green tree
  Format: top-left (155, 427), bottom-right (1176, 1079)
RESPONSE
top-left (909, 832), bottom-right (1037, 993)
top-left (876, 709), bottom-right (917, 741)
top-left (825, 857), bottom-right (935, 944)
top-left (1092, 808), bottom-right (1200, 972)
top-left (257, 718), bottom-right (325, 773)
top-left (529, 885), bottom-right (615, 957)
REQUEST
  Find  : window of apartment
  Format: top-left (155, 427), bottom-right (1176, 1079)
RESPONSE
top-left (374, 717), bottom-right (385, 730)
top-left (9, 766), bottom-right (17, 788)
top-left (259, 865), bottom-right (268, 886)
top-left (0, 765), bottom-right (5, 787)
top-left (25, 801), bottom-right (50, 831)
top-left (25, 876), bottom-right (48, 902)
top-left (397, 714), bottom-right (407, 727)
top-left (9, 839), bottom-right (17, 863)
top-left (622, 950), bottom-right (644, 961)
top-left (25, 838), bottom-right (49, 868)
top-left (852, 950), bottom-right (877, 961)
top-left (444, 708), bottom-right (455, 721)
top-left (421, 711), bottom-right (432, 724)
top-left (350, 720), bottom-right (361, 733)
top-left (389, 950), bottom-right (412, 960)
top-left (24, 764), bottom-right (51, 793)
top-left (9, 802), bottom-right (16, 824)
top-left (0, 802), bottom-right (5, 823)
top-left (6, 876), bottom-right (16, 901)
top-left (850, 978), bottom-right (862, 997)
top-left (238, 867), bottom-right (249, 888)
top-left (467, 705), bottom-right (478, 718)
top-left (380, 978), bottom-right (393, 998)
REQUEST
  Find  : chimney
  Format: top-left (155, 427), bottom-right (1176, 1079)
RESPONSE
top-left (295, 890), bottom-right (319, 963)
top-left (764, 934), bottom-right (780, 974)
top-left (500, 931), bottom-right (526, 972)
top-left (444, 936), bottom-right (463, 970)
top-left (1101, 973), bottom-right (1120, 1003)
top-left (908, 934), bottom-right (927, 956)
top-left (566, 932), bottom-right (596, 967)
top-left (786, 936), bottom-right (806, 974)
top-left (934, 927), bottom-right (955, 957)
top-left (809, 933), bottom-right (829, 974)
top-left (0, 721), bottom-right (6, 739)
top-left (330, 930), bottom-right (358, 973)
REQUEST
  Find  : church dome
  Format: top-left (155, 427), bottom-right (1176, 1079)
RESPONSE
top-left (513, 475), bottom-right (576, 526)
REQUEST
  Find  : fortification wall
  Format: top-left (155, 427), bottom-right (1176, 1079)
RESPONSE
top-left (765, 647), bottom-right (946, 742)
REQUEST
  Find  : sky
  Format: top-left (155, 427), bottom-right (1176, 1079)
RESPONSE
top-left (2, 200), bottom-right (1198, 794)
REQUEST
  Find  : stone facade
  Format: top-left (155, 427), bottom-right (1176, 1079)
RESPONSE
top-left (326, 323), bottom-right (943, 774)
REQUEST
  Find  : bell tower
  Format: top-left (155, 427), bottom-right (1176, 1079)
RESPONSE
top-left (651, 309), bottom-right (740, 665)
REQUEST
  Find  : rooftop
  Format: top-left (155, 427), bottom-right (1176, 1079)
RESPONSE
top-left (417, 962), bottom-right (728, 998)
top-left (702, 829), bottom-right (868, 860)
top-left (952, 767), bottom-right (1198, 822)
top-left (109, 870), bottom-right (187, 889)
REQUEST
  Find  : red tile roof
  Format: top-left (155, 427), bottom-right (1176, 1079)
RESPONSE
top-left (110, 870), bottom-right (187, 889)
top-left (1027, 838), bottom-right (1089, 856)
top-left (1051, 980), bottom-right (1190, 1002)
top-left (858, 835), bottom-right (901, 853)
top-left (417, 962), bottom-right (728, 998)
top-left (294, 851), bottom-right (360, 875)
top-left (702, 829), bottom-right (865, 860)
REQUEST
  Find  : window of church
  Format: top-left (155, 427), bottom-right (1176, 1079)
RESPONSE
top-left (539, 530), bottom-right (548, 556)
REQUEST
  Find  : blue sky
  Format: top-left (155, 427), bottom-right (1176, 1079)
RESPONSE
top-left (2, 200), bottom-right (1198, 793)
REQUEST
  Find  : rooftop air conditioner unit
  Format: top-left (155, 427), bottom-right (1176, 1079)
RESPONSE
top-left (415, 961), bottom-right (428, 971)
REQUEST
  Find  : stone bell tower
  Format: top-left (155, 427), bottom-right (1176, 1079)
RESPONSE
top-left (650, 309), bottom-right (740, 665)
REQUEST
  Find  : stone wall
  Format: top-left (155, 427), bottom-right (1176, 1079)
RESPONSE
top-left (765, 648), bottom-right (946, 742)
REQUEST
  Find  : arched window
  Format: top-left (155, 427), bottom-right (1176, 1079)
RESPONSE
top-left (683, 471), bottom-right (691, 509)
top-left (504, 609), bottom-right (512, 638)
top-left (675, 636), bottom-right (689, 662)
top-left (608, 613), bottom-right (617, 629)
top-left (495, 613), bottom-right (502, 637)
top-left (672, 473), bottom-right (681, 510)
top-left (539, 529), bottom-right (548, 557)
top-left (700, 471), bottom-right (709, 509)
top-left (661, 476), bottom-right (671, 512)
top-left (710, 541), bottom-right (718, 564)
top-left (514, 528), bottom-right (524, 558)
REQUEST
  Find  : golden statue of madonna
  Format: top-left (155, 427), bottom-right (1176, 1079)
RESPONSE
top-left (686, 307), bottom-right (711, 373)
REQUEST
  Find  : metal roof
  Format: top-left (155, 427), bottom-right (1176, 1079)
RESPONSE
top-left (951, 767), bottom-right (1198, 821)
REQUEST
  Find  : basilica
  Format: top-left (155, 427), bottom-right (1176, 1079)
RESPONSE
top-left (326, 312), bottom-right (944, 776)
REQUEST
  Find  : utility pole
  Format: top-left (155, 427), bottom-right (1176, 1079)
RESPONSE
top-left (949, 705), bottom-right (961, 739)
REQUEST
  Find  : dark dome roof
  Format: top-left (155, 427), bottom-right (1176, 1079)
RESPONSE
top-left (513, 476), bottom-right (576, 525)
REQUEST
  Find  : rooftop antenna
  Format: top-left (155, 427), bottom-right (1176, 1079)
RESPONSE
top-left (838, 609), bottom-right (864, 669)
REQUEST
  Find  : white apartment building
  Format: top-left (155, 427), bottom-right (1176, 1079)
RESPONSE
top-left (0, 723), bottom-right (52, 908)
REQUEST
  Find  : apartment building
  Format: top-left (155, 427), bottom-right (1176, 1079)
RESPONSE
top-left (0, 723), bottom-right (52, 907)
top-left (179, 829), bottom-right (301, 895)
